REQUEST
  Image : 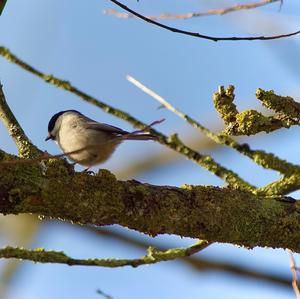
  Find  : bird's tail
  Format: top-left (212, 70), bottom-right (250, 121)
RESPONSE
top-left (122, 118), bottom-right (164, 141)
top-left (123, 133), bottom-right (156, 141)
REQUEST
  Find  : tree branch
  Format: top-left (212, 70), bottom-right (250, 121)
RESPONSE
top-left (89, 227), bottom-right (291, 287)
top-left (0, 82), bottom-right (41, 158)
top-left (256, 89), bottom-right (300, 122)
top-left (0, 160), bottom-right (299, 252)
top-left (105, 0), bottom-right (280, 20)
top-left (127, 76), bottom-right (299, 176)
top-left (0, 241), bottom-right (209, 267)
top-left (214, 86), bottom-right (300, 136)
top-left (107, 0), bottom-right (300, 42)
top-left (0, 46), bottom-right (255, 192)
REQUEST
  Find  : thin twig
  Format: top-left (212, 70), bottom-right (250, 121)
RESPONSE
top-left (86, 226), bottom-right (291, 287)
top-left (0, 241), bottom-right (210, 267)
top-left (96, 289), bottom-right (113, 299)
top-left (105, 0), bottom-right (280, 20)
top-left (107, 0), bottom-right (299, 42)
top-left (126, 75), bottom-right (300, 176)
top-left (0, 46), bottom-right (255, 192)
top-left (288, 250), bottom-right (300, 299)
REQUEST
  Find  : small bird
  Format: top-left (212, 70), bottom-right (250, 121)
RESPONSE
top-left (45, 110), bottom-right (156, 168)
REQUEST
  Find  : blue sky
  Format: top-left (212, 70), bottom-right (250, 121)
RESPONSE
top-left (0, 0), bottom-right (300, 298)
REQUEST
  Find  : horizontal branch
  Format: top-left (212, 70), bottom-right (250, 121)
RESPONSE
top-left (105, 0), bottom-right (280, 20)
top-left (0, 241), bottom-right (208, 267)
top-left (107, 0), bottom-right (300, 42)
top-left (91, 227), bottom-right (291, 287)
top-left (0, 157), bottom-right (299, 252)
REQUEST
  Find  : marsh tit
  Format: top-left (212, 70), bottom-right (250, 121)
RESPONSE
top-left (45, 110), bottom-right (156, 168)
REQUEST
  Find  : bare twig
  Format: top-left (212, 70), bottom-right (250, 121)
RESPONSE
top-left (105, 0), bottom-right (280, 20)
top-left (107, 0), bottom-right (300, 42)
top-left (288, 250), bottom-right (300, 299)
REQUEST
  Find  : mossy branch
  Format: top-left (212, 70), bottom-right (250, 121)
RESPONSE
top-left (127, 76), bottom-right (300, 176)
top-left (93, 227), bottom-right (291, 287)
top-left (0, 82), bottom-right (41, 158)
top-left (0, 240), bottom-right (209, 267)
top-left (0, 46), bottom-right (254, 192)
top-left (213, 86), bottom-right (299, 136)
top-left (256, 88), bottom-right (300, 121)
top-left (0, 159), bottom-right (299, 252)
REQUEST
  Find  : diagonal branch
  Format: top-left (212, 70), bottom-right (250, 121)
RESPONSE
top-left (127, 76), bottom-right (300, 176)
top-left (107, 0), bottom-right (300, 42)
top-left (0, 0), bottom-right (7, 16)
top-left (0, 240), bottom-right (209, 267)
top-left (105, 0), bottom-right (280, 20)
top-left (0, 82), bottom-right (40, 158)
top-left (0, 46), bottom-right (255, 192)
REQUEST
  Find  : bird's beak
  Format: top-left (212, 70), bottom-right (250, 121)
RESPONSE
top-left (45, 135), bottom-right (52, 141)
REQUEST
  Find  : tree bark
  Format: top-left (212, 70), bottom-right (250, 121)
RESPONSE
top-left (0, 156), bottom-right (299, 252)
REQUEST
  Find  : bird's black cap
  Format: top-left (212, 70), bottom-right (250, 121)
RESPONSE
top-left (46, 110), bottom-right (82, 141)
top-left (47, 110), bottom-right (81, 133)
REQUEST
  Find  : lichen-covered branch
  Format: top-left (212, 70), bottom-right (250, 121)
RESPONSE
top-left (0, 46), bottom-right (254, 192)
top-left (213, 86), bottom-right (299, 136)
top-left (257, 174), bottom-right (300, 196)
top-left (91, 227), bottom-right (291, 287)
top-left (0, 159), bottom-right (299, 252)
top-left (0, 82), bottom-right (40, 158)
top-left (256, 89), bottom-right (300, 122)
top-left (105, 0), bottom-right (280, 20)
top-left (211, 86), bottom-right (300, 193)
top-left (127, 76), bottom-right (299, 176)
top-left (0, 240), bottom-right (209, 267)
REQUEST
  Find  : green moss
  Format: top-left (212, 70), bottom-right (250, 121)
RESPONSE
top-left (97, 168), bottom-right (117, 182)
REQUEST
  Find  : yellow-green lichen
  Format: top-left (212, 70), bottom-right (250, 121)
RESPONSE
top-left (256, 89), bottom-right (300, 121)
top-left (213, 85), bottom-right (238, 125)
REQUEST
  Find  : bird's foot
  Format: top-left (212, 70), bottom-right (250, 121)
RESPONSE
top-left (82, 168), bottom-right (95, 175)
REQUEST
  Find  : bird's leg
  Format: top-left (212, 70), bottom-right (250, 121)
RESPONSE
top-left (82, 167), bottom-right (95, 175)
